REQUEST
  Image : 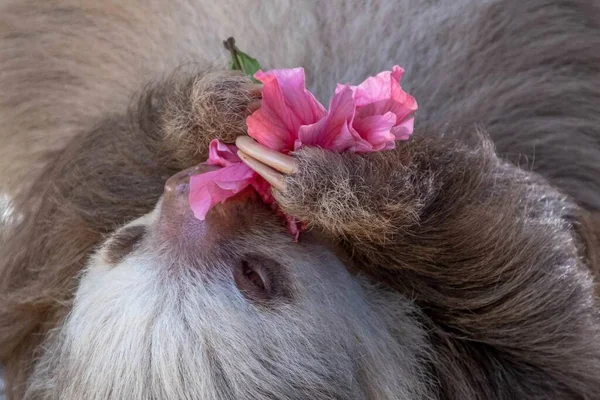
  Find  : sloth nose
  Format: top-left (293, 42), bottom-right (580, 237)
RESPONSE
top-left (161, 163), bottom-right (222, 219)
top-left (158, 164), bottom-right (218, 244)
top-left (158, 164), bottom-right (259, 247)
top-left (164, 164), bottom-right (218, 196)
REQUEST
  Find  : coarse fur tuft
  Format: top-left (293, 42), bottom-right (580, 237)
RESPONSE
top-left (158, 70), bottom-right (258, 167)
top-left (276, 134), bottom-right (600, 398)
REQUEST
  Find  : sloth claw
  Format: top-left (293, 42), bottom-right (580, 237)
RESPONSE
top-left (235, 136), bottom-right (298, 176)
top-left (237, 150), bottom-right (286, 191)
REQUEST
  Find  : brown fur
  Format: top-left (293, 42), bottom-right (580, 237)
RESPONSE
top-left (159, 71), bottom-right (260, 168)
top-left (276, 136), bottom-right (600, 398)
top-left (1, 0), bottom-right (600, 399)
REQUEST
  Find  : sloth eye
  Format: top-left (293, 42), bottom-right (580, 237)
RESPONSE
top-left (105, 225), bottom-right (147, 265)
top-left (233, 255), bottom-right (289, 303)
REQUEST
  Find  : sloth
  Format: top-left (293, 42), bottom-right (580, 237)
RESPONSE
top-left (1, 0), bottom-right (600, 399)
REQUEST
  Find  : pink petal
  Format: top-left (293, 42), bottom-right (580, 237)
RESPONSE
top-left (391, 116), bottom-right (415, 141)
top-left (297, 85), bottom-right (357, 152)
top-left (189, 141), bottom-right (277, 221)
top-left (351, 65), bottom-right (418, 138)
top-left (247, 68), bottom-right (326, 152)
top-left (353, 65), bottom-right (405, 107)
top-left (269, 69), bottom-right (327, 126)
top-left (189, 162), bottom-right (256, 220)
top-left (354, 96), bottom-right (416, 124)
top-left (206, 139), bottom-right (241, 167)
top-left (390, 65), bottom-right (404, 82)
top-left (351, 111), bottom-right (397, 152)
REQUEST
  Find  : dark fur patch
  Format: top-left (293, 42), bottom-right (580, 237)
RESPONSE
top-left (104, 225), bottom-right (148, 266)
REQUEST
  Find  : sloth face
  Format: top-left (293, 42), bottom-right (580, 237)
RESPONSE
top-left (32, 166), bottom-right (429, 400)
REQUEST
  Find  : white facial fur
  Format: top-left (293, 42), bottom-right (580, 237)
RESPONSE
top-left (26, 202), bottom-right (432, 400)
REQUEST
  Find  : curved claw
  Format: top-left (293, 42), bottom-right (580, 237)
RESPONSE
top-left (235, 136), bottom-right (299, 175)
top-left (237, 150), bottom-right (286, 191)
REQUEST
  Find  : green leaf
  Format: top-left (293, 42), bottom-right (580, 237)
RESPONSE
top-left (235, 50), bottom-right (261, 77)
top-left (223, 37), bottom-right (262, 82)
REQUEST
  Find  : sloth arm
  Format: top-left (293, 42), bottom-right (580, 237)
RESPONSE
top-left (240, 133), bottom-right (600, 396)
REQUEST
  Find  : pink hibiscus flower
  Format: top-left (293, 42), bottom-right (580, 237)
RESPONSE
top-left (245, 68), bottom-right (327, 152)
top-left (189, 66), bottom-right (418, 237)
top-left (188, 140), bottom-right (270, 220)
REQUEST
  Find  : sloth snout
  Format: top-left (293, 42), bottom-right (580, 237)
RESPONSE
top-left (157, 164), bottom-right (260, 251)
